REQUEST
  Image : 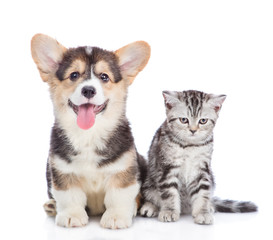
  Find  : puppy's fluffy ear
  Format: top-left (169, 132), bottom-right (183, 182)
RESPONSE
top-left (115, 41), bottom-right (151, 85)
top-left (31, 33), bottom-right (66, 82)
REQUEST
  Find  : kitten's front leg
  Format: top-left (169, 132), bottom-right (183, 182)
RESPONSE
top-left (158, 180), bottom-right (181, 222)
top-left (190, 177), bottom-right (214, 225)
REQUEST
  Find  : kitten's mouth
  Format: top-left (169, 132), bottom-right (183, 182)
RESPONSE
top-left (68, 99), bottom-right (109, 130)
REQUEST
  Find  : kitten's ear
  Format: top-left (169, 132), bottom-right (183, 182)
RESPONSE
top-left (115, 41), bottom-right (151, 85)
top-left (31, 33), bottom-right (67, 82)
top-left (162, 91), bottom-right (180, 110)
top-left (207, 94), bottom-right (226, 112)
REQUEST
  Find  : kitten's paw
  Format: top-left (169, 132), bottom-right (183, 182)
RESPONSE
top-left (56, 208), bottom-right (88, 227)
top-left (193, 213), bottom-right (214, 225)
top-left (140, 202), bottom-right (158, 217)
top-left (158, 210), bottom-right (180, 222)
top-left (43, 199), bottom-right (57, 217)
top-left (100, 209), bottom-right (133, 229)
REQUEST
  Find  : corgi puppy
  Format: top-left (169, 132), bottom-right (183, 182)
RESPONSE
top-left (31, 34), bottom-right (150, 229)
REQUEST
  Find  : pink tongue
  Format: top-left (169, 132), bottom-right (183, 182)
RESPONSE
top-left (77, 104), bottom-right (96, 130)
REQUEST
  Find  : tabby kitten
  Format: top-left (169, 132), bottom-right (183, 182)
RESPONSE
top-left (140, 90), bottom-right (257, 224)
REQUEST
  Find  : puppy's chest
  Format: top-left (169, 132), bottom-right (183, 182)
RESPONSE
top-left (67, 146), bottom-right (109, 192)
top-left (70, 158), bottom-right (107, 192)
top-left (73, 144), bottom-right (101, 164)
top-left (63, 128), bottom-right (121, 191)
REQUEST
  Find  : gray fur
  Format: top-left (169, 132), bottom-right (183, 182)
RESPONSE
top-left (140, 90), bottom-right (257, 224)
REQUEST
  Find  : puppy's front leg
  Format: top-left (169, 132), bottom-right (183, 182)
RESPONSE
top-left (49, 163), bottom-right (88, 227)
top-left (100, 167), bottom-right (140, 229)
top-left (52, 187), bottom-right (89, 227)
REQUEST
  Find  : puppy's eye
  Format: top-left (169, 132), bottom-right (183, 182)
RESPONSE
top-left (100, 73), bottom-right (110, 82)
top-left (69, 72), bottom-right (80, 81)
top-left (179, 118), bottom-right (189, 124)
top-left (199, 118), bottom-right (208, 125)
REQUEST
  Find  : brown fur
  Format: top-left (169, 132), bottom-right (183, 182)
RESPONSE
top-left (50, 165), bottom-right (83, 190)
top-left (94, 60), bottom-right (115, 83)
top-left (110, 165), bottom-right (138, 189)
top-left (135, 193), bottom-right (142, 210)
top-left (61, 59), bottom-right (87, 80)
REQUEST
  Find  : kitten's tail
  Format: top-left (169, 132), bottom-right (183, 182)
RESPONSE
top-left (213, 197), bottom-right (258, 213)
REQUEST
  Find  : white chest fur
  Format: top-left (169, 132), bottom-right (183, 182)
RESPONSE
top-left (170, 144), bottom-right (212, 185)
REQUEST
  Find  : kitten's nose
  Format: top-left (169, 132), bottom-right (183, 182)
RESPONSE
top-left (190, 129), bottom-right (197, 134)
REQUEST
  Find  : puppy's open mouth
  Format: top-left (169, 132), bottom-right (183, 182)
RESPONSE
top-left (68, 99), bottom-right (109, 130)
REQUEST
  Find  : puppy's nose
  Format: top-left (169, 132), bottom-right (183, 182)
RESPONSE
top-left (81, 86), bottom-right (96, 99)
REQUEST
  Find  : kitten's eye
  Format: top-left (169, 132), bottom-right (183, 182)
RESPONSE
top-left (199, 118), bottom-right (208, 125)
top-left (69, 71), bottom-right (80, 81)
top-left (179, 118), bottom-right (189, 124)
top-left (100, 73), bottom-right (110, 82)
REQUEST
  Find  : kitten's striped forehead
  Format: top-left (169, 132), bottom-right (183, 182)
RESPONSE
top-left (179, 90), bottom-right (207, 117)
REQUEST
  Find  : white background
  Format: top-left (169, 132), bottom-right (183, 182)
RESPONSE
top-left (1, 0), bottom-right (272, 239)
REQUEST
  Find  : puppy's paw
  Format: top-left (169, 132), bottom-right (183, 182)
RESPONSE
top-left (140, 202), bottom-right (158, 218)
top-left (56, 208), bottom-right (88, 227)
top-left (158, 210), bottom-right (180, 222)
top-left (43, 199), bottom-right (57, 217)
top-left (133, 201), bottom-right (138, 217)
top-left (100, 209), bottom-right (132, 229)
top-left (193, 212), bottom-right (214, 225)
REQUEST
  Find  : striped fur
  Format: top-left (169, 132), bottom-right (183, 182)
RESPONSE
top-left (140, 90), bottom-right (257, 224)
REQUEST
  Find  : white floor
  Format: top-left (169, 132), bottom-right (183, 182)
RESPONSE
top-left (44, 212), bottom-right (267, 240)
top-left (3, 204), bottom-right (269, 240)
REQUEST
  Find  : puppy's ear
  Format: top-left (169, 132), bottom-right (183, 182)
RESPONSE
top-left (115, 41), bottom-right (151, 85)
top-left (31, 34), bottom-right (66, 82)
